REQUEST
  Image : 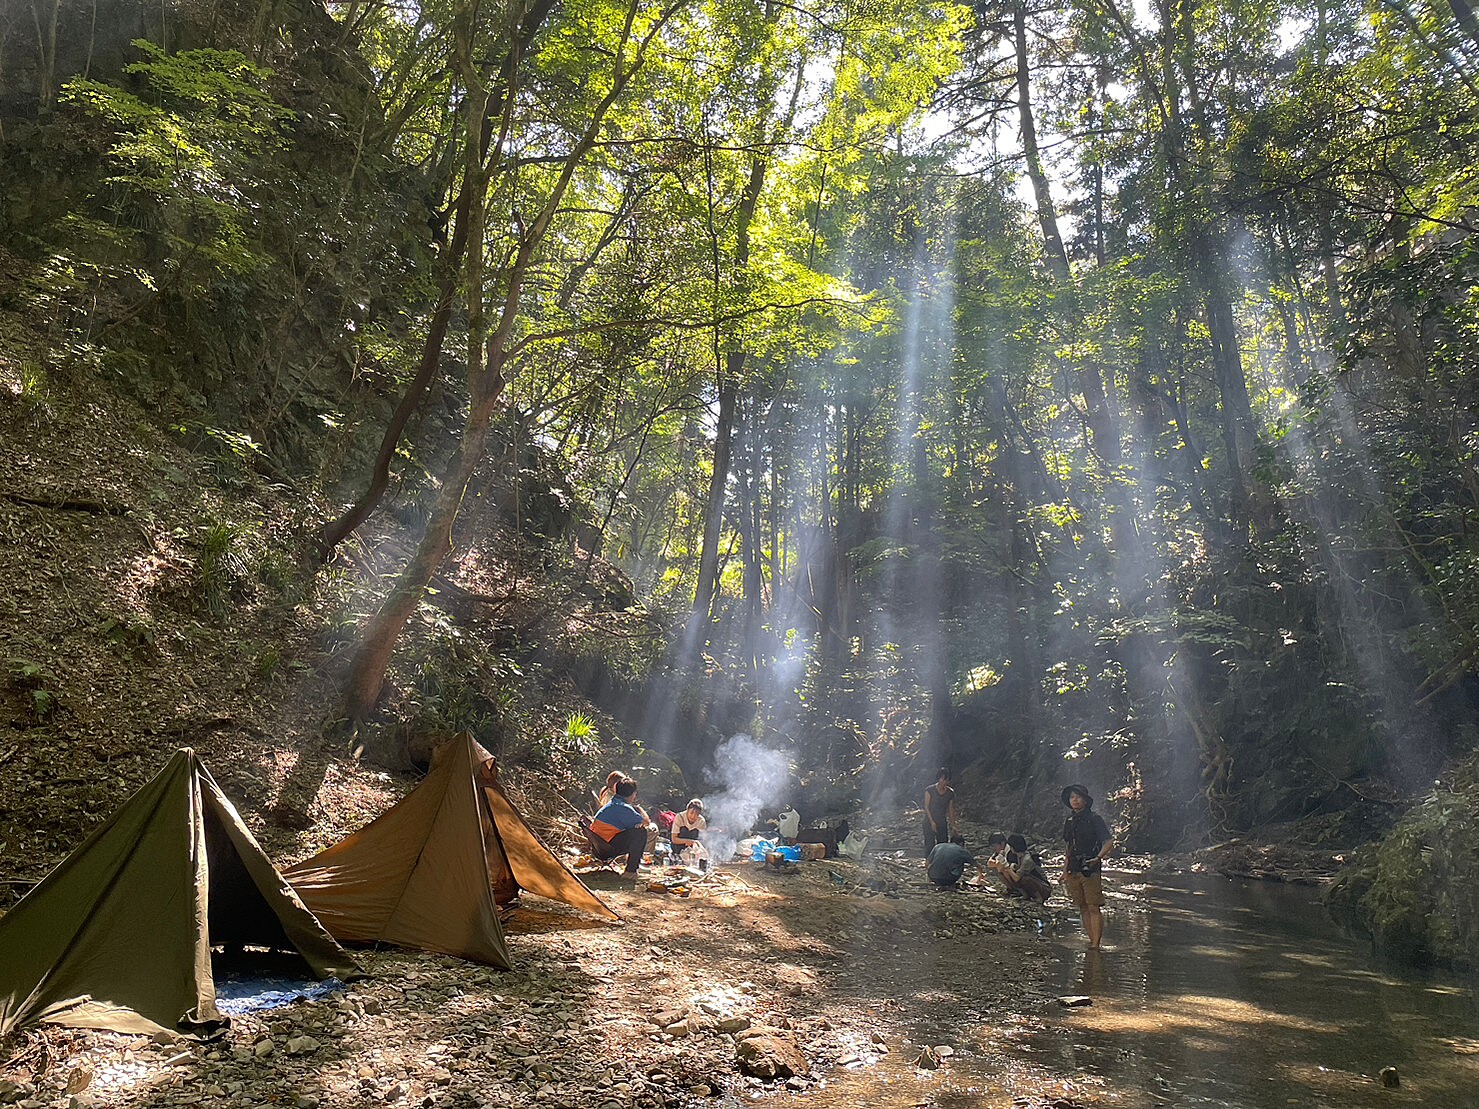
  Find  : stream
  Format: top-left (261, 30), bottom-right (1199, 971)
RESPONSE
top-left (760, 869), bottom-right (1479, 1108)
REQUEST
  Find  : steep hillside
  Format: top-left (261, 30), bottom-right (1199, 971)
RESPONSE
top-left (0, 308), bottom-right (660, 900)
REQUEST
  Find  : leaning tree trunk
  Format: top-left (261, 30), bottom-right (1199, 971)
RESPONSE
top-left (319, 0), bottom-right (557, 561)
top-left (340, 377), bottom-right (505, 719)
top-left (341, 31), bottom-right (497, 721)
top-left (339, 0), bottom-right (678, 720)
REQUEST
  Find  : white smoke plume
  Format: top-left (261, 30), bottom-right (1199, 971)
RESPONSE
top-left (702, 734), bottom-right (791, 862)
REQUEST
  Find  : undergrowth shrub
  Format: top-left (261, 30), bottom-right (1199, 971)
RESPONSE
top-left (8, 658), bottom-right (57, 722)
top-left (95, 613), bottom-right (156, 658)
top-left (194, 517), bottom-right (259, 617)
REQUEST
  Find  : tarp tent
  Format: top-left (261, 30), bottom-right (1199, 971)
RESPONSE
top-left (0, 748), bottom-right (359, 1038)
top-left (285, 732), bottom-right (618, 968)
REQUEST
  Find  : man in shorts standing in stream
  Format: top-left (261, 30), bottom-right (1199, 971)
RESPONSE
top-left (1062, 784), bottom-right (1114, 948)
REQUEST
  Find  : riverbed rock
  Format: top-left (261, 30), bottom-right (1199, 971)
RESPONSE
top-left (735, 1034), bottom-right (808, 1079)
top-left (1056, 996), bottom-right (1093, 1007)
top-left (63, 1070), bottom-right (92, 1096)
top-left (915, 1046), bottom-right (942, 1069)
top-left (1379, 1066), bottom-right (1400, 1088)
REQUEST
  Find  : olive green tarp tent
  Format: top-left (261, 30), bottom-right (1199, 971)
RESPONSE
top-left (285, 733), bottom-right (618, 968)
top-left (0, 748), bottom-right (359, 1039)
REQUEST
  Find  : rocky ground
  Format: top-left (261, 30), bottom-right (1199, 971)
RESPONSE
top-left (0, 834), bottom-right (1107, 1109)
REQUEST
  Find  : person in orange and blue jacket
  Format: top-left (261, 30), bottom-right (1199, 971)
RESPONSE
top-left (586, 777), bottom-right (648, 876)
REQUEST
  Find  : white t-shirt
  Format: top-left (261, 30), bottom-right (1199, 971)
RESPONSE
top-left (673, 811), bottom-right (706, 842)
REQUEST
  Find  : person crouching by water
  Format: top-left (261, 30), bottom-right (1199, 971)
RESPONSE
top-left (989, 833), bottom-right (1053, 904)
top-left (1062, 784), bottom-right (1114, 947)
top-left (587, 777), bottom-right (648, 878)
top-left (922, 767), bottom-right (957, 859)
top-left (927, 835), bottom-right (974, 890)
top-left (672, 798), bottom-right (706, 862)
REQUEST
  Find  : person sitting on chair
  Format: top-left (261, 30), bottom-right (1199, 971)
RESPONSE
top-left (587, 777), bottom-right (648, 877)
top-left (594, 769), bottom-right (625, 810)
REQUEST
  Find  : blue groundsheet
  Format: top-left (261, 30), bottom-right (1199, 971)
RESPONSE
top-left (214, 972), bottom-right (346, 1015)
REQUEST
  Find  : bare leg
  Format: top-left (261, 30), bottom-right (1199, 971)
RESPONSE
top-left (1083, 906), bottom-right (1104, 948)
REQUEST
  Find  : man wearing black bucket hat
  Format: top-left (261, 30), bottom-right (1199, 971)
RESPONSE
top-left (1061, 784), bottom-right (1114, 948)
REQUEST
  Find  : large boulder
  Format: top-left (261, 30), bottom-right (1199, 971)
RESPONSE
top-left (1326, 790), bottom-right (1479, 966)
top-left (735, 1031), bottom-right (809, 1080)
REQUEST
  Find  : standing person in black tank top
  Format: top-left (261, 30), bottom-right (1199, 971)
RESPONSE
top-left (922, 768), bottom-right (957, 858)
top-left (1062, 783), bottom-right (1114, 948)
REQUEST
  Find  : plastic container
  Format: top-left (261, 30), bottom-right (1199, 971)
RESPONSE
top-left (751, 840), bottom-right (801, 863)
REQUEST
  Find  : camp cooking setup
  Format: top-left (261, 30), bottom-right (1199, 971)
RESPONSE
top-left (0, 735), bottom-right (857, 1040)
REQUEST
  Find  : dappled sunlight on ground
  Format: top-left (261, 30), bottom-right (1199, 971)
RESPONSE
top-left (7, 865), bottom-right (1479, 1108)
top-left (1065, 991), bottom-right (1343, 1037)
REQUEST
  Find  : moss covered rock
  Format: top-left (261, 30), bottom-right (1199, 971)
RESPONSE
top-left (1326, 791), bottom-right (1479, 965)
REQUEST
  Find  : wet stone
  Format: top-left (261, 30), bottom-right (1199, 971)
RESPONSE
top-left (736, 1034), bottom-right (809, 1080)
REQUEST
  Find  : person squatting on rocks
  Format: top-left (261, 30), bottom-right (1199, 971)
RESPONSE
top-left (672, 798), bottom-right (706, 861)
top-left (989, 833), bottom-right (1053, 903)
top-left (587, 777), bottom-right (650, 877)
top-left (1062, 784), bottom-right (1114, 948)
top-left (922, 768), bottom-right (957, 858)
top-left (927, 835), bottom-right (975, 889)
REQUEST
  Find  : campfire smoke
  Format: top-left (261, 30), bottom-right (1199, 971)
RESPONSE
top-left (702, 734), bottom-right (790, 862)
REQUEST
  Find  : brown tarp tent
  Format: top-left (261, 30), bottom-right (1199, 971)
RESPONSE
top-left (0, 748), bottom-right (359, 1039)
top-left (285, 733), bottom-right (618, 968)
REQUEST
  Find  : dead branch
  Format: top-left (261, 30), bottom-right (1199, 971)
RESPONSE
top-left (2, 492), bottom-right (130, 516)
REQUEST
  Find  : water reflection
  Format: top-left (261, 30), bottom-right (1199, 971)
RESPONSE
top-left (762, 870), bottom-right (1479, 1109)
top-left (1022, 871), bottom-right (1479, 1107)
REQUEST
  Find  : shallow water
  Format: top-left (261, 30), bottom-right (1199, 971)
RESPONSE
top-left (760, 869), bottom-right (1479, 1108)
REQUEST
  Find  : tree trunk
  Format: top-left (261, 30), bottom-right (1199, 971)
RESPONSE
top-left (340, 0), bottom-right (672, 718)
top-left (733, 403), bottom-right (766, 650)
top-left (1450, 0), bottom-right (1479, 46)
top-left (693, 378), bottom-right (739, 622)
top-left (1014, 3), bottom-right (1069, 284)
top-left (1200, 244), bottom-right (1256, 525)
top-left (341, 379), bottom-right (505, 718)
top-left (692, 155), bottom-right (767, 620)
top-left (1015, 5), bottom-right (1120, 466)
top-left (320, 0), bottom-right (557, 560)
